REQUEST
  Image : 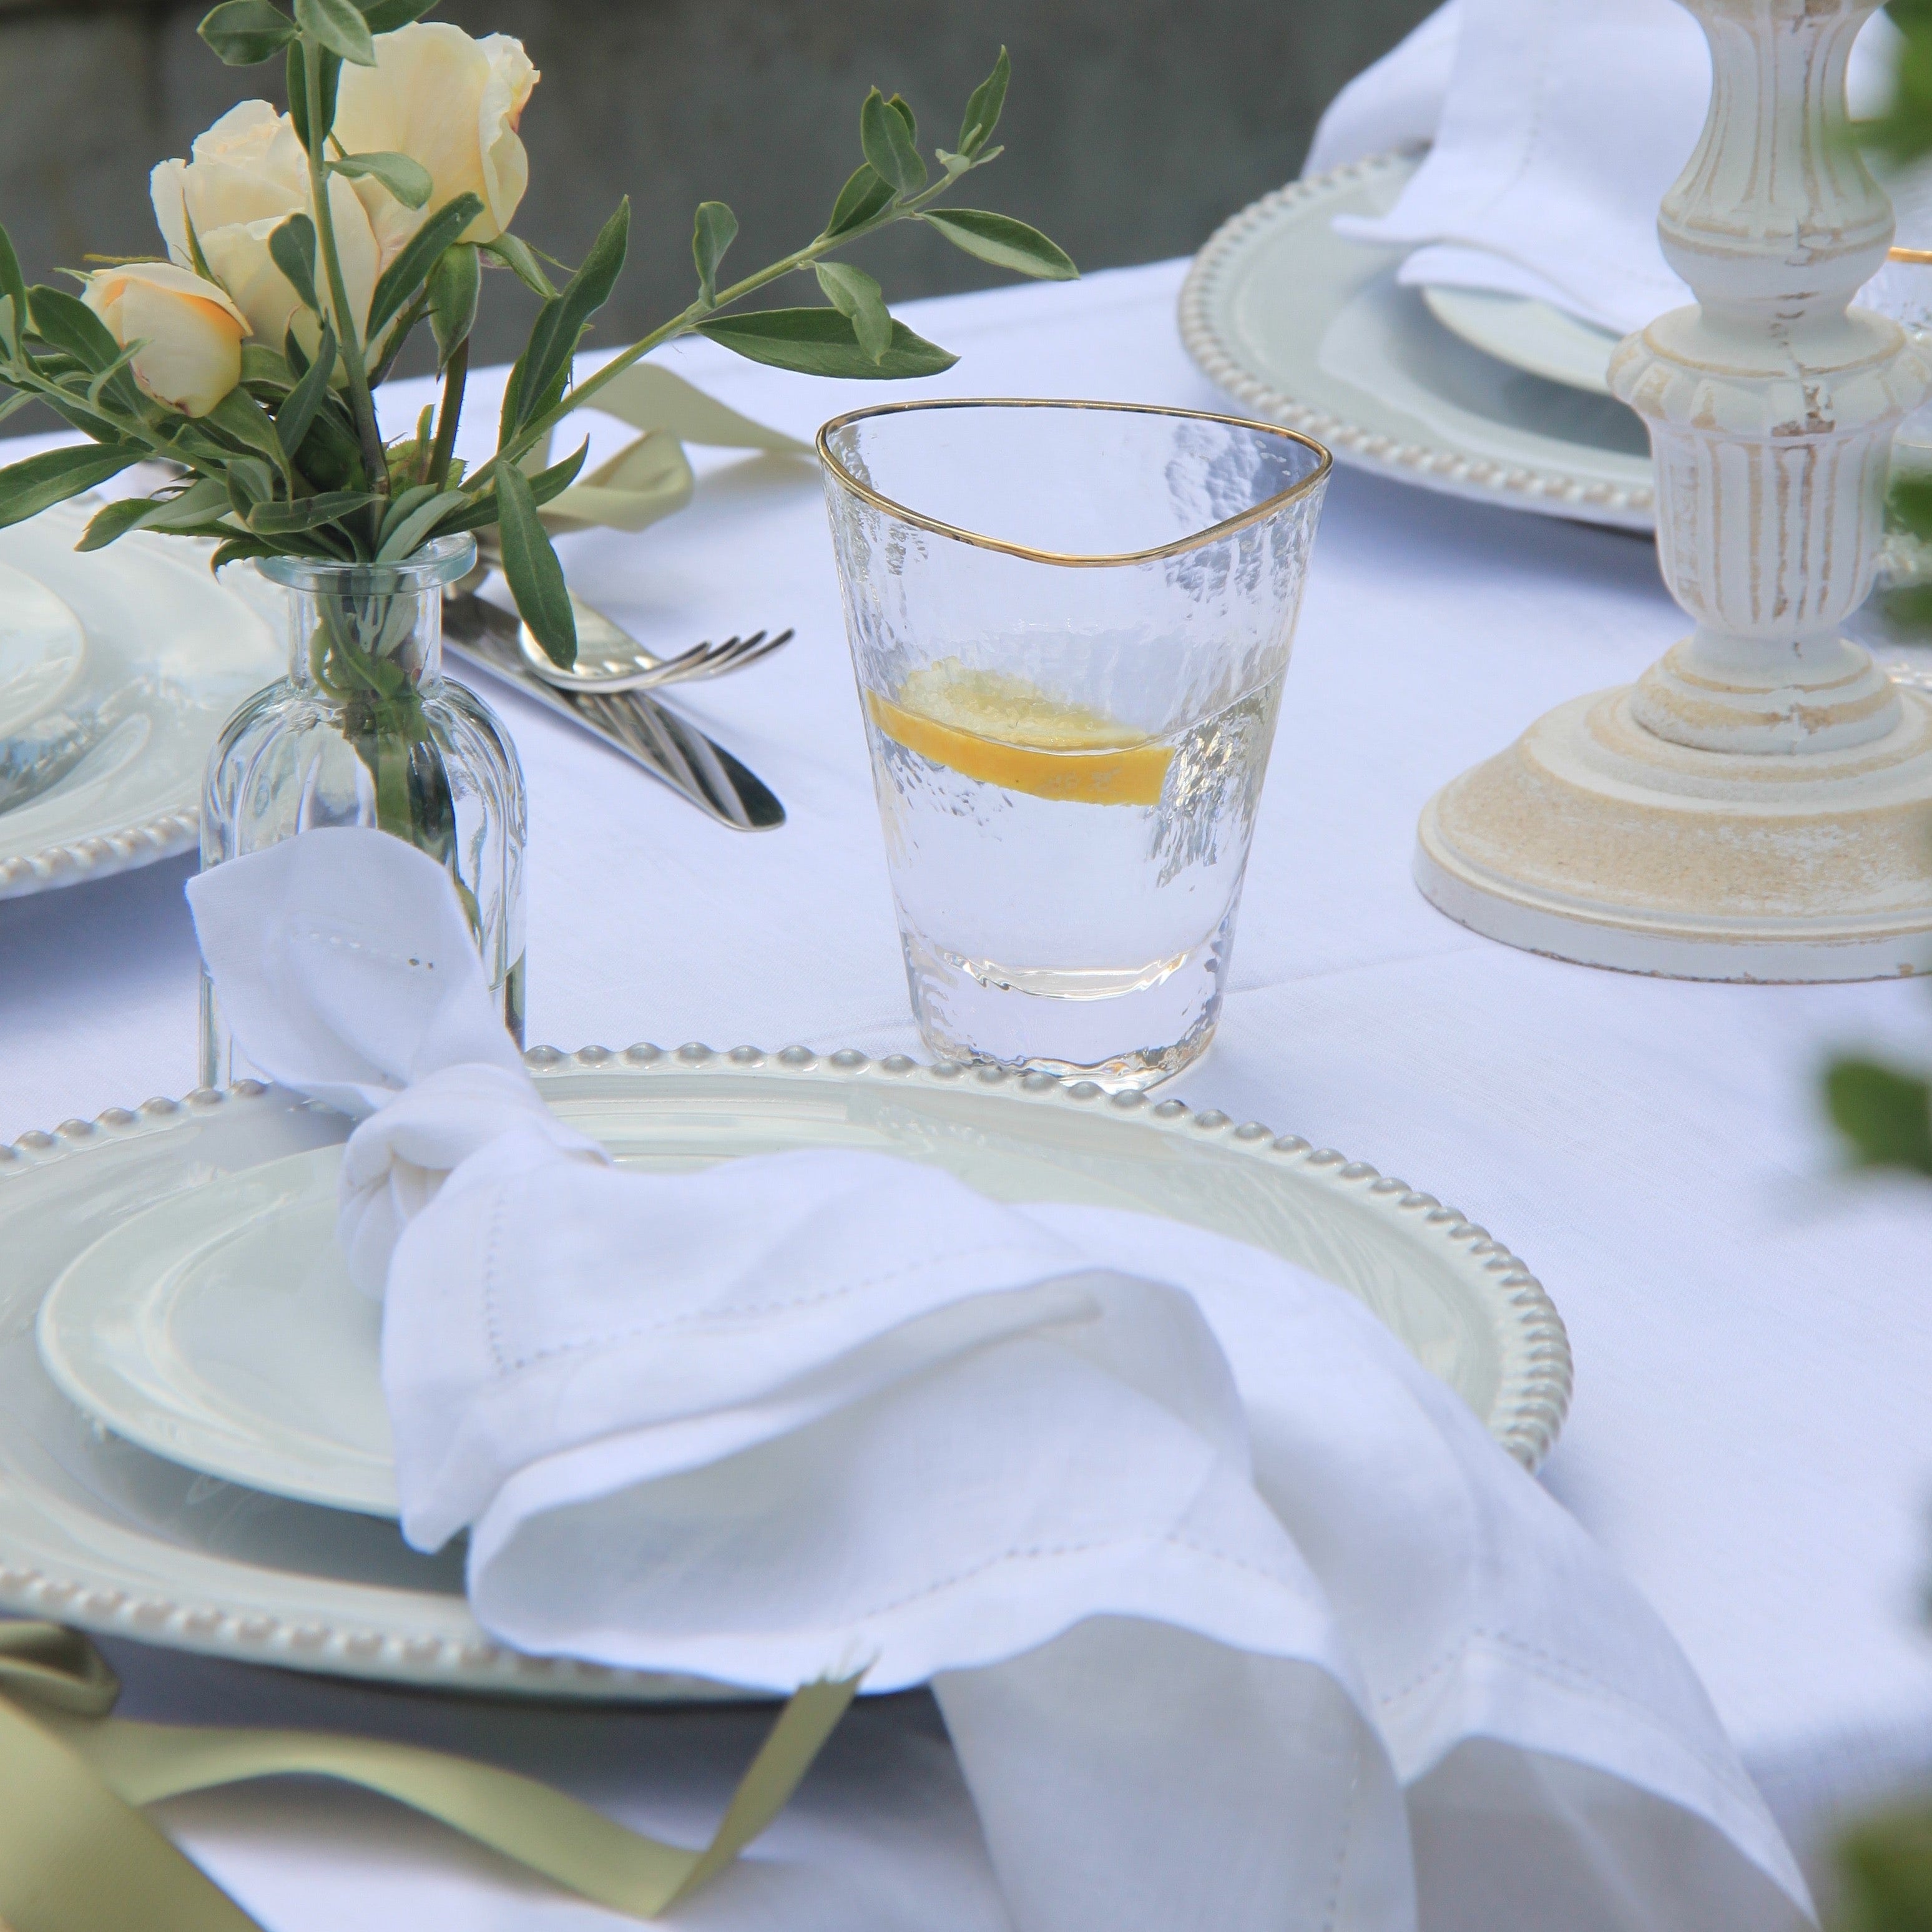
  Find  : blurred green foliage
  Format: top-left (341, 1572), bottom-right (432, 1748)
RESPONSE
top-left (1838, 1808), bottom-right (1932, 1932)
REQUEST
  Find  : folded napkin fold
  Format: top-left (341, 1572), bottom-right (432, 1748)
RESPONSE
top-left (1313, 0), bottom-right (1901, 337)
top-left (187, 828), bottom-right (1814, 1932)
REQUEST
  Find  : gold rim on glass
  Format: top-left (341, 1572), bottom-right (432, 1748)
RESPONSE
top-left (815, 398), bottom-right (1333, 568)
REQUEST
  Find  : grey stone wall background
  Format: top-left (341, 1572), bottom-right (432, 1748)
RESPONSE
top-left (0, 0), bottom-right (1433, 374)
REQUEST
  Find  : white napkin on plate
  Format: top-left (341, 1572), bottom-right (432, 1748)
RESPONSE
top-left (187, 827), bottom-right (1815, 1932)
top-left (1312, 0), bottom-right (1901, 337)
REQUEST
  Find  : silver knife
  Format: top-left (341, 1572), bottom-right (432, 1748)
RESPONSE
top-left (443, 590), bottom-right (784, 831)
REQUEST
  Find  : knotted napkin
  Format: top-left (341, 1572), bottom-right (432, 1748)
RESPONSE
top-left (1312, 0), bottom-right (1902, 337)
top-left (187, 826), bottom-right (1817, 1932)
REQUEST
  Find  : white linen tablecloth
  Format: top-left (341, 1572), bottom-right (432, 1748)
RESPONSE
top-left (5, 258), bottom-right (1932, 1925)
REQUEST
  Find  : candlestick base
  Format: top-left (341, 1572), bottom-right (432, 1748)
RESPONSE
top-left (1415, 679), bottom-right (1932, 981)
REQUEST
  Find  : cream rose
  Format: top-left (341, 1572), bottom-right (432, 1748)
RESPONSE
top-left (150, 100), bottom-right (382, 359)
top-left (82, 263), bottom-right (247, 418)
top-left (331, 23), bottom-right (538, 253)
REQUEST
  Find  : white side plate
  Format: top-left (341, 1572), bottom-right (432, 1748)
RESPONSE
top-left (0, 503), bottom-right (280, 899)
top-left (0, 1049), bottom-right (1571, 1699)
top-left (0, 562), bottom-right (86, 741)
top-left (1179, 150), bottom-right (1656, 531)
top-left (1420, 287), bottom-right (1619, 398)
top-left (39, 1149), bottom-right (398, 1516)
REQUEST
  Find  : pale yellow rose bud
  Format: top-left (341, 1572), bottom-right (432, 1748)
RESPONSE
top-left (333, 22), bottom-right (539, 255)
top-left (82, 262), bottom-right (248, 418)
top-left (150, 100), bottom-right (381, 360)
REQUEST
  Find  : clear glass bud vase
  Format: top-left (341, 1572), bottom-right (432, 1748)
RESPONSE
top-left (199, 533), bottom-right (526, 1087)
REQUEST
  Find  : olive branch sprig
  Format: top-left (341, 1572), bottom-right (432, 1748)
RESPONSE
top-left (0, 0), bottom-right (1074, 669)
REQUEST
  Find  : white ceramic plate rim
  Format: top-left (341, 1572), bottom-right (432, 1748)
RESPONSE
top-left (0, 1049), bottom-right (1572, 1698)
top-left (1177, 147), bottom-right (1657, 531)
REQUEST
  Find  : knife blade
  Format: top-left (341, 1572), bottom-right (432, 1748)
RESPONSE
top-left (443, 590), bottom-right (784, 831)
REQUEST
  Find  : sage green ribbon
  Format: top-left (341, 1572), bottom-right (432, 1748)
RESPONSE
top-left (0, 1622), bottom-right (857, 1931)
top-left (531, 363), bottom-right (812, 538)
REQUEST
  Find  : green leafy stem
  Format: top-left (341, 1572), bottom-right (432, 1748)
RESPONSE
top-left (0, 1), bottom-right (1076, 675)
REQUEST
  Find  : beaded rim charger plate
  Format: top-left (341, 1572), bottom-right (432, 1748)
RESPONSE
top-left (1178, 149), bottom-right (1656, 531)
top-left (0, 1049), bottom-right (1571, 1700)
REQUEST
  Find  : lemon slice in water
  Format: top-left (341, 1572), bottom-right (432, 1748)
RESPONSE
top-left (866, 661), bottom-right (1174, 807)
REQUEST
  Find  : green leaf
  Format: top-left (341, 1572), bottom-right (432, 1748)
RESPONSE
top-left (328, 150), bottom-right (431, 209)
top-left (294, 0), bottom-right (375, 64)
top-left (365, 292), bottom-right (426, 386)
top-left (824, 164), bottom-right (895, 240)
top-left (958, 46), bottom-right (1010, 156)
top-left (268, 214), bottom-right (321, 313)
top-left (377, 486), bottom-right (467, 560)
top-left (27, 287), bottom-right (124, 371)
top-left (366, 191), bottom-right (483, 340)
top-left (887, 93), bottom-right (917, 147)
top-left (510, 197), bottom-right (629, 433)
top-left (426, 242), bottom-right (479, 368)
top-left (76, 479), bottom-right (238, 552)
top-left (813, 262), bottom-right (892, 363)
top-left (248, 487), bottom-right (378, 533)
top-left (85, 342), bottom-right (144, 411)
top-left (494, 461), bottom-right (576, 667)
top-left (358, 0), bottom-right (438, 28)
top-left (223, 455), bottom-right (276, 517)
top-left (210, 533), bottom-right (289, 571)
top-left (0, 443), bottom-right (145, 532)
top-left (36, 391), bottom-right (140, 445)
top-left (240, 342), bottom-right (298, 391)
top-left (695, 306), bottom-right (958, 380)
top-left (479, 232), bottom-right (555, 298)
top-left (435, 439), bottom-right (586, 533)
top-left (285, 38), bottom-right (342, 152)
top-left (0, 222), bottom-right (26, 321)
top-left (1825, 1057), bottom-right (1932, 1174)
top-left (77, 494), bottom-right (174, 553)
top-left (276, 321), bottom-right (336, 460)
top-left (176, 208), bottom-right (217, 287)
top-left (209, 385), bottom-right (292, 474)
top-left (0, 298), bottom-right (19, 361)
top-left (921, 208), bottom-right (1077, 281)
top-left (121, 476), bottom-right (236, 541)
top-left (691, 200), bottom-right (737, 308)
top-left (860, 86), bottom-right (925, 196)
top-left (378, 479), bottom-right (439, 535)
top-left (197, 0), bottom-right (296, 63)
top-left (287, 398), bottom-right (365, 491)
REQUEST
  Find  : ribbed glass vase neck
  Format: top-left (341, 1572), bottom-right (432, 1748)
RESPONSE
top-left (257, 534), bottom-right (476, 697)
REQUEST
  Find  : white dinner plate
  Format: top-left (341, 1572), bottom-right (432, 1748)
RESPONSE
top-left (0, 1049), bottom-right (1570, 1699)
top-left (0, 503), bottom-right (280, 900)
top-left (1420, 287), bottom-right (1619, 398)
top-left (0, 562), bottom-right (86, 740)
top-left (1178, 149), bottom-right (1656, 530)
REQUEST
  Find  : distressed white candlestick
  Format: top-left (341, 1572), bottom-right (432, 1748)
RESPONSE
top-left (1416, 0), bottom-right (1932, 981)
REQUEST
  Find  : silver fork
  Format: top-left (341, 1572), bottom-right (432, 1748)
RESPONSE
top-left (516, 615), bottom-right (793, 694)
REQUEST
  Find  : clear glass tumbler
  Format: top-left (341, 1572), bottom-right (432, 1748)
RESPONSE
top-left (819, 399), bottom-right (1329, 1090)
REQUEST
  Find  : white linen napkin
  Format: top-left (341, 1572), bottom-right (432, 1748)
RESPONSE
top-left (1312, 0), bottom-right (1901, 337)
top-left (187, 827), bottom-right (1815, 1932)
